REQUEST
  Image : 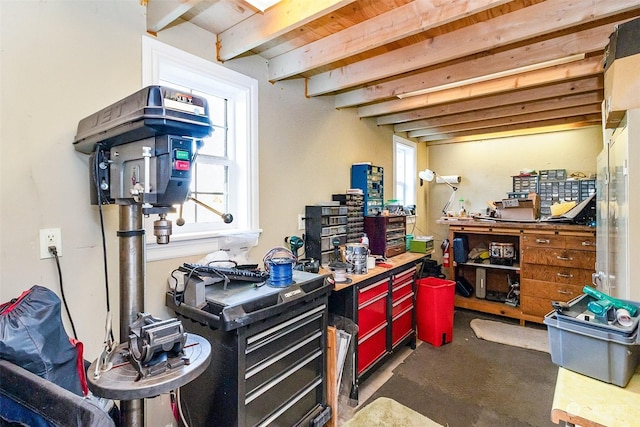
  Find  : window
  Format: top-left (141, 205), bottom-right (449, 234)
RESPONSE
top-left (142, 37), bottom-right (259, 260)
top-left (393, 135), bottom-right (417, 207)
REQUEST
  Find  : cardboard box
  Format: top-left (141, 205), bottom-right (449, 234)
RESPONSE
top-left (495, 194), bottom-right (539, 221)
top-left (604, 53), bottom-right (640, 128)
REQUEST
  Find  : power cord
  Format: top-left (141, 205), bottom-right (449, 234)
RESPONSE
top-left (48, 245), bottom-right (78, 340)
top-left (93, 146), bottom-right (114, 345)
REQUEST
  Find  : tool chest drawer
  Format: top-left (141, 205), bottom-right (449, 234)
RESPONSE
top-left (358, 278), bottom-right (389, 305)
top-left (358, 323), bottom-right (388, 374)
top-left (357, 291), bottom-right (388, 337)
top-left (392, 304), bottom-right (413, 347)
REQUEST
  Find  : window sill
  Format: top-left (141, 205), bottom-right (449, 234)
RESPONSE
top-left (146, 229), bottom-right (262, 262)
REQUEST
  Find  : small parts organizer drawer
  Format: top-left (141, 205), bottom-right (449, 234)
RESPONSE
top-left (357, 278), bottom-right (389, 374)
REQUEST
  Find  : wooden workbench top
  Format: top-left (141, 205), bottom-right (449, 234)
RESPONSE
top-left (437, 217), bottom-right (594, 232)
top-left (324, 252), bottom-right (428, 292)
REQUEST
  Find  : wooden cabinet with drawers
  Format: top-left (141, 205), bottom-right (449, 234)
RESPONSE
top-left (364, 215), bottom-right (406, 258)
top-left (442, 220), bottom-right (596, 325)
top-left (520, 231), bottom-right (596, 318)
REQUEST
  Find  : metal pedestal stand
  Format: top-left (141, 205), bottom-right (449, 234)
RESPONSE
top-left (87, 202), bottom-right (211, 426)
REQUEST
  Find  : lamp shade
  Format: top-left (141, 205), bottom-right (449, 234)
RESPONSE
top-left (419, 169), bottom-right (435, 182)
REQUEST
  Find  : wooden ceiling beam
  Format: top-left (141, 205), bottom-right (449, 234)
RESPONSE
top-left (146, 0), bottom-right (204, 34)
top-left (419, 115), bottom-right (602, 142)
top-left (217, 0), bottom-right (356, 61)
top-left (395, 91), bottom-right (603, 132)
top-left (267, 0), bottom-right (511, 81)
top-left (305, 0), bottom-right (639, 95)
top-left (408, 104), bottom-right (602, 137)
top-left (335, 22), bottom-right (617, 108)
top-left (377, 76), bottom-right (603, 125)
top-left (358, 56), bottom-right (603, 118)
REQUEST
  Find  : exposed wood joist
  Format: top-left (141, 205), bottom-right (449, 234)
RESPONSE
top-left (217, 0), bottom-right (355, 61)
top-left (266, 0), bottom-right (511, 81)
top-left (146, 0), bottom-right (204, 34)
top-left (335, 21), bottom-right (619, 108)
top-left (394, 91), bottom-right (603, 132)
top-left (304, 0), bottom-right (639, 95)
top-left (377, 76), bottom-right (604, 125)
top-left (146, 0), bottom-right (640, 142)
top-left (408, 104), bottom-right (602, 138)
top-left (358, 55), bottom-right (603, 117)
top-left (419, 115), bottom-right (602, 142)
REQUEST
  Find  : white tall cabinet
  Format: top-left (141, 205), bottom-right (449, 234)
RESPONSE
top-left (595, 109), bottom-right (640, 300)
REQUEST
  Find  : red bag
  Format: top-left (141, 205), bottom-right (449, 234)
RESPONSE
top-left (0, 285), bottom-right (88, 396)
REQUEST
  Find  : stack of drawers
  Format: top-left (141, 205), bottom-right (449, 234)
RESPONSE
top-left (305, 205), bottom-right (348, 264)
top-left (391, 267), bottom-right (415, 347)
top-left (357, 278), bottom-right (389, 374)
top-left (333, 193), bottom-right (365, 243)
top-left (520, 231), bottom-right (596, 318)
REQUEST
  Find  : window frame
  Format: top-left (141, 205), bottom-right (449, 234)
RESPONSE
top-left (141, 36), bottom-right (260, 261)
top-left (392, 135), bottom-right (417, 207)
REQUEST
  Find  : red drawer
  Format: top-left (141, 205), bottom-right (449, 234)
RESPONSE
top-left (358, 292), bottom-right (387, 337)
top-left (358, 278), bottom-right (389, 305)
top-left (392, 280), bottom-right (413, 303)
top-left (358, 323), bottom-right (387, 374)
top-left (393, 267), bottom-right (416, 288)
top-left (392, 305), bottom-right (413, 347)
top-left (391, 292), bottom-right (413, 318)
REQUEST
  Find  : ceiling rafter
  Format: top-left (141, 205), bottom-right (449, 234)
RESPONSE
top-left (335, 21), bottom-right (617, 108)
top-left (358, 56), bottom-right (603, 117)
top-left (146, 0), bottom-right (204, 34)
top-left (304, 0), bottom-right (639, 96)
top-left (418, 115), bottom-right (602, 142)
top-left (394, 91), bottom-right (603, 132)
top-left (145, 0), bottom-right (640, 142)
top-left (267, 0), bottom-right (511, 80)
top-left (378, 76), bottom-right (604, 125)
top-left (408, 104), bottom-right (602, 138)
top-left (217, 0), bottom-right (356, 61)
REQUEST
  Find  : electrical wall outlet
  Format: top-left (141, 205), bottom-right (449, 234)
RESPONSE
top-left (39, 228), bottom-right (62, 259)
top-left (298, 214), bottom-right (306, 230)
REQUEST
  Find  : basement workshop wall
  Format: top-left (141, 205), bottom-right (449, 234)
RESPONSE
top-left (0, 2), bottom-right (397, 424)
top-left (424, 126), bottom-right (603, 266)
top-left (0, 0), bottom-right (398, 355)
top-left (0, 2), bottom-right (602, 423)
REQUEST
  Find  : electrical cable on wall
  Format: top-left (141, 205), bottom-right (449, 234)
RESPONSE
top-left (49, 245), bottom-right (77, 340)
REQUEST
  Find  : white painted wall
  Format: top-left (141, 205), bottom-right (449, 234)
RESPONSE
top-left (0, 1), bottom-right (602, 424)
top-left (423, 126), bottom-right (603, 262)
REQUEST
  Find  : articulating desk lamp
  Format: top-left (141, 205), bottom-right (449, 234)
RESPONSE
top-left (419, 168), bottom-right (459, 216)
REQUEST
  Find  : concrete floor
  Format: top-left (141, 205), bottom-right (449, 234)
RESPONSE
top-left (337, 343), bottom-right (418, 426)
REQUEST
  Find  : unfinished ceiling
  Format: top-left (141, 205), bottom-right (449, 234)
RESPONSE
top-left (147, 0), bottom-right (640, 143)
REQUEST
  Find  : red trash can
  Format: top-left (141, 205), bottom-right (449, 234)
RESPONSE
top-left (416, 277), bottom-right (455, 346)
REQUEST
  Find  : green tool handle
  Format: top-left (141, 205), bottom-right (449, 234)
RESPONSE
top-left (582, 286), bottom-right (638, 317)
